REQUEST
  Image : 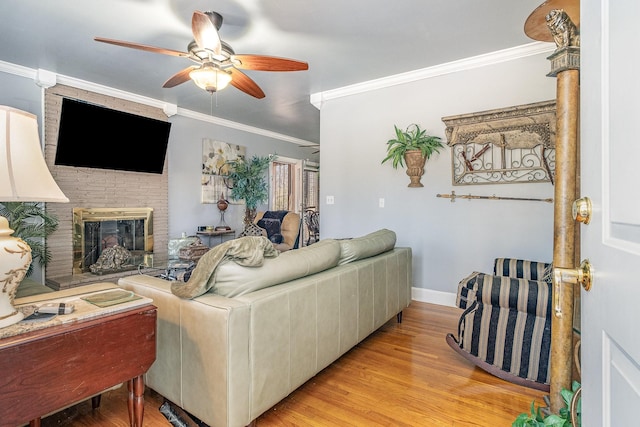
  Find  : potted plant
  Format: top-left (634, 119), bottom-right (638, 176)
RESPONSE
top-left (0, 202), bottom-right (59, 277)
top-left (512, 381), bottom-right (581, 427)
top-left (382, 123), bottom-right (444, 187)
top-left (227, 155), bottom-right (273, 227)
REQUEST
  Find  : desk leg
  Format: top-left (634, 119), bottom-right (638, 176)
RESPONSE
top-left (29, 418), bottom-right (41, 427)
top-left (127, 375), bottom-right (145, 426)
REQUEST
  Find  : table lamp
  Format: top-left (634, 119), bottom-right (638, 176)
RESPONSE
top-left (0, 106), bottom-right (69, 328)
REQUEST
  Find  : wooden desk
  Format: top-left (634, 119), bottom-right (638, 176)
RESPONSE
top-left (0, 304), bottom-right (157, 427)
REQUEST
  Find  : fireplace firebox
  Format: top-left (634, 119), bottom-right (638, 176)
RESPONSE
top-left (73, 208), bottom-right (154, 274)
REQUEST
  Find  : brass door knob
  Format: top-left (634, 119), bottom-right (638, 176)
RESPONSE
top-left (553, 259), bottom-right (593, 317)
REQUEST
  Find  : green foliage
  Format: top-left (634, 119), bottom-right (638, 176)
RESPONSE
top-left (0, 202), bottom-right (59, 277)
top-left (227, 155), bottom-right (272, 210)
top-left (512, 382), bottom-right (581, 427)
top-left (381, 124), bottom-right (444, 169)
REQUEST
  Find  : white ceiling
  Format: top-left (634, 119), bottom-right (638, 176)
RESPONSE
top-left (0, 0), bottom-right (548, 145)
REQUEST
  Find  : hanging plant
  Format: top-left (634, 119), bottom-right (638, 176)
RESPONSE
top-left (382, 124), bottom-right (444, 169)
top-left (382, 124), bottom-right (444, 187)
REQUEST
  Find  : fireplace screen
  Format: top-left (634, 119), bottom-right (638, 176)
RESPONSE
top-left (73, 208), bottom-right (153, 274)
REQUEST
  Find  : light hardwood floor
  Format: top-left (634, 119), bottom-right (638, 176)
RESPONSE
top-left (40, 301), bottom-right (545, 426)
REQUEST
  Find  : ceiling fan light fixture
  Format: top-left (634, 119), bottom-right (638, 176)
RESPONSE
top-left (189, 66), bottom-right (232, 93)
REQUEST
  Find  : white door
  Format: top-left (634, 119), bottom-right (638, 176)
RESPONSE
top-left (581, 0), bottom-right (640, 424)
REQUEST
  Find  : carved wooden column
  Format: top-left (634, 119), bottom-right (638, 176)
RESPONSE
top-left (525, 0), bottom-right (580, 413)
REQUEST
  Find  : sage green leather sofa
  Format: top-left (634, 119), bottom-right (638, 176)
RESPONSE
top-left (118, 229), bottom-right (412, 427)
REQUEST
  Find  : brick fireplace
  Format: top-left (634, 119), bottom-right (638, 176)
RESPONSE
top-left (44, 85), bottom-right (169, 290)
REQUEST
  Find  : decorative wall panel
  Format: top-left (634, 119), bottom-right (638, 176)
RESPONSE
top-left (442, 100), bottom-right (556, 185)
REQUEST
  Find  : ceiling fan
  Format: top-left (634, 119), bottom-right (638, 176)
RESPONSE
top-left (301, 145), bottom-right (320, 154)
top-left (95, 10), bottom-right (308, 99)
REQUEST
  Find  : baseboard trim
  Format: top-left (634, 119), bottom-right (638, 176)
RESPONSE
top-left (411, 287), bottom-right (456, 307)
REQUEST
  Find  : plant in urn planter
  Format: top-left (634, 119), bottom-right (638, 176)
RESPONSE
top-left (382, 124), bottom-right (444, 187)
top-left (226, 155), bottom-right (272, 228)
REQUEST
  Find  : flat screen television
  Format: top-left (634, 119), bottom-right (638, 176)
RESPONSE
top-left (55, 98), bottom-right (172, 174)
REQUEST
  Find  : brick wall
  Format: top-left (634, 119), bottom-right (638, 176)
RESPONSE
top-left (44, 85), bottom-right (169, 286)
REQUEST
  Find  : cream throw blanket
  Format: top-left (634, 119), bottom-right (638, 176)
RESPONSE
top-left (171, 236), bottom-right (279, 299)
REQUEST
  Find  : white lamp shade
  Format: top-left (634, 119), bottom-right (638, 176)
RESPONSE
top-left (190, 67), bottom-right (232, 93)
top-left (0, 105), bottom-right (69, 203)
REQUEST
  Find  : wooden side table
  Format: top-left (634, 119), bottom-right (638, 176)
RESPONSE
top-left (0, 303), bottom-right (157, 427)
top-left (196, 229), bottom-right (235, 247)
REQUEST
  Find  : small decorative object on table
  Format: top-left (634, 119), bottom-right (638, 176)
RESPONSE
top-left (215, 193), bottom-right (231, 231)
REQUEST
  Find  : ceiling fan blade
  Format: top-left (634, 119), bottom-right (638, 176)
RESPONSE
top-left (163, 66), bottom-right (197, 88)
top-left (232, 54), bottom-right (308, 71)
top-left (94, 37), bottom-right (189, 57)
top-left (228, 69), bottom-right (266, 99)
top-left (192, 11), bottom-right (222, 55)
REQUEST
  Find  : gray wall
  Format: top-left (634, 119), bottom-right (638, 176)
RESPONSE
top-left (318, 52), bottom-right (557, 303)
top-left (167, 114), bottom-right (315, 239)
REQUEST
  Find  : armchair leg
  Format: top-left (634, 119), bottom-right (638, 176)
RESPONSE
top-left (396, 311), bottom-right (403, 323)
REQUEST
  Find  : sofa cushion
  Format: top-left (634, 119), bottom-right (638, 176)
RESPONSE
top-left (254, 211), bottom-right (301, 251)
top-left (337, 229), bottom-right (396, 265)
top-left (239, 223), bottom-right (265, 237)
top-left (493, 258), bottom-right (551, 282)
top-left (257, 218), bottom-right (283, 244)
top-left (455, 271), bottom-right (481, 309)
top-left (213, 239), bottom-right (341, 297)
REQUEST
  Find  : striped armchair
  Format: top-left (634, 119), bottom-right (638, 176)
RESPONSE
top-left (446, 258), bottom-right (552, 391)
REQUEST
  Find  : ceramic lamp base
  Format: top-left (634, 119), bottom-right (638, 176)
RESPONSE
top-left (0, 216), bottom-right (31, 329)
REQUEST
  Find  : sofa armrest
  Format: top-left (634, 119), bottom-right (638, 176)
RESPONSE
top-left (473, 273), bottom-right (551, 317)
top-left (455, 271), bottom-right (481, 309)
top-left (118, 274), bottom-right (253, 427)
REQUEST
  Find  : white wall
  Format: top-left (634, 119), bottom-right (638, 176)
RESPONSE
top-left (318, 52), bottom-right (557, 303)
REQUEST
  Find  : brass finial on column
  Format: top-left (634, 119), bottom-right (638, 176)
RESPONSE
top-left (525, 0), bottom-right (580, 414)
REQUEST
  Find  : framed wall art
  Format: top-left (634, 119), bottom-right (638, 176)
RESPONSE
top-left (201, 139), bottom-right (246, 203)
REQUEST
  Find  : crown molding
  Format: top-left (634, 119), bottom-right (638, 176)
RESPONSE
top-left (310, 42), bottom-right (555, 109)
top-left (0, 60), bottom-right (315, 146)
top-left (177, 108), bottom-right (315, 146)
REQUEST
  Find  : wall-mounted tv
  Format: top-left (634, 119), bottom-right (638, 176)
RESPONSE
top-left (55, 98), bottom-right (172, 174)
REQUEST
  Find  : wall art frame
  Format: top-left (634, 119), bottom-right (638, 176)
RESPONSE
top-left (201, 139), bottom-right (246, 204)
top-left (441, 100), bottom-right (556, 186)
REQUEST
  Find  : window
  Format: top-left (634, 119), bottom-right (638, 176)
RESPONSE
top-left (303, 165), bottom-right (319, 210)
top-left (269, 157), bottom-right (320, 246)
top-left (271, 161), bottom-right (294, 211)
